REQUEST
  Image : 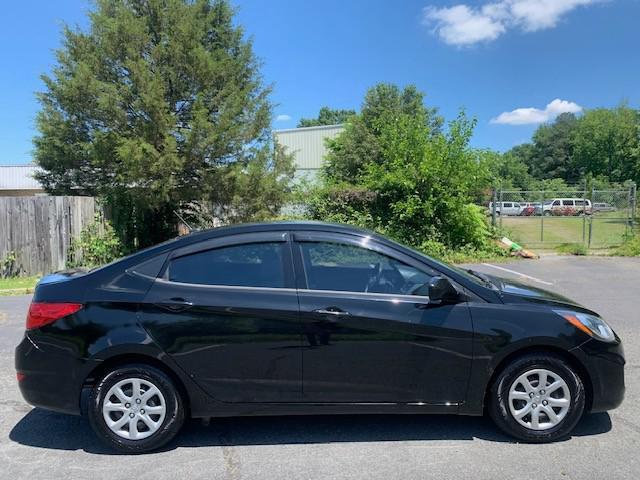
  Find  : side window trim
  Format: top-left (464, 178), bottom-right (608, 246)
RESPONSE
top-left (168, 231), bottom-right (288, 260)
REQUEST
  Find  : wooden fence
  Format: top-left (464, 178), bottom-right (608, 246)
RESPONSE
top-left (0, 196), bottom-right (98, 276)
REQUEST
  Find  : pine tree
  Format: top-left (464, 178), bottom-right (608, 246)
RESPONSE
top-left (34, 0), bottom-right (293, 247)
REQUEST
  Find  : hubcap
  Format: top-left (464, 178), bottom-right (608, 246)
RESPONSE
top-left (508, 368), bottom-right (571, 431)
top-left (102, 378), bottom-right (166, 440)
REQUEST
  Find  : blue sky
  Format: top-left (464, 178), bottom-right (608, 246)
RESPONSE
top-left (1, 0), bottom-right (639, 165)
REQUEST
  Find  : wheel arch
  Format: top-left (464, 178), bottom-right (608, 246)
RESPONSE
top-left (483, 345), bottom-right (594, 414)
top-left (81, 353), bottom-right (192, 417)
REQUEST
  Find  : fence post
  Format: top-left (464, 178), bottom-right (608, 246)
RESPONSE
top-left (540, 190), bottom-right (545, 243)
top-left (499, 189), bottom-right (503, 230)
top-left (582, 182), bottom-right (587, 244)
top-left (588, 186), bottom-right (594, 248)
top-left (631, 182), bottom-right (637, 230)
top-left (491, 188), bottom-right (497, 228)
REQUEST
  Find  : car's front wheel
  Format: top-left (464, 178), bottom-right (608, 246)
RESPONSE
top-left (489, 353), bottom-right (585, 442)
top-left (88, 364), bottom-right (185, 453)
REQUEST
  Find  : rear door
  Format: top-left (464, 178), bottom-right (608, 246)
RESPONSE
top-left (139, 232), bottom-right (302, 403)
top-left (292, 232), bottom-right (474, 405)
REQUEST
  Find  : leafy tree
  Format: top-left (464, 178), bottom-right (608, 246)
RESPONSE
top-left (305, 84), bottom-right (496, 252)
top-left (572, 106), bottom-right (640, 185)
top-left (504, 106), bottom-right (640, 188)
top-left (484, 148), bottom-right (533, 190)
top-left (34, 0), bottom-right (293, 248)
top-left (523, 112), bottom-right (579, 181)
top-left (297, 107), bottom-right (356, 128)
top-left (323, 84), bottom-right (444, 183)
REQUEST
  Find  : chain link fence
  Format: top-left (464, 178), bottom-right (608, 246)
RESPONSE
top-left (482, 184), bottom-right (637, 249)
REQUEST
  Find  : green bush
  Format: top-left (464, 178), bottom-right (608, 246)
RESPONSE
top-left (419, 238), bottom-right (508, 264)
top-left (68, 214), bottom-right (125, 269)
top-left (303, 84), bottom-right (499, 259)
top-left (1, 250), bottom-right (22, 278)
top-left (614, 233), bottom-right (640, 256)
top-left (555, 243), bottom-right (588, 256)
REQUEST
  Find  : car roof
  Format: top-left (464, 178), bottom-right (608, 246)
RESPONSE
top-left (137, 221), bottom-right (384, 257)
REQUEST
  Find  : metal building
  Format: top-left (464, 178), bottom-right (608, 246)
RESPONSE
top-left (274, 124), bottom-right (344, 182)
top-left (0, 164), bottom-right (45, 196)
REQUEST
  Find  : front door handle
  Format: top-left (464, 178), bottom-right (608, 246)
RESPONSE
top-left (312, 307), bottom-right (351, 316)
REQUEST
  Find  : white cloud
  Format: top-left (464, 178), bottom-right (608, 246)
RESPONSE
top-left (423, 5), bottom-right (505, 46)
top-left (423, 0), bottom-right (603, 46)
top-left (491, 99), bottom-right (583, 125)
top-left (275, 114), bottom-right (291, 122)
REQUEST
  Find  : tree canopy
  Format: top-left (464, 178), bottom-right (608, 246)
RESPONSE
top-left (34, 0), bottom-right (293, 248)
top-left (306, 83), bottom-right (495, 254)
top-left (297, 107), bottom-right (356, 128)
top-left (504, 105), bottom-right (640, 188)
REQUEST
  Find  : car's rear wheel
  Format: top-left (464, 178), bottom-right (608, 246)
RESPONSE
top-left (88, 364), bottom-right (185, 453)
top-left (488, 353), bottom-right (585, 443)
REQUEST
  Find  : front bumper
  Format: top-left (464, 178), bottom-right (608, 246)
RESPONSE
top-left (15, 333), bottom-right (92, 415)
top-left (574, 337), bottom-right (625, 413)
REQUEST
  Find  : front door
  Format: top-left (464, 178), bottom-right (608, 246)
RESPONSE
top-left (139, 232), bottom-right (302, 403)
top-left (292, 233), bottom-right (473, 404)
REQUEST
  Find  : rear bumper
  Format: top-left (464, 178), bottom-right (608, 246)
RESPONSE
top-left (15, 333), bottom-right (91, 415)
top-left (575, 337), bottom-right (625, 413)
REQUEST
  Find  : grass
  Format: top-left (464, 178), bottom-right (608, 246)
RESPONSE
top-left (554, 243), bottom-right (588, 256)
top-left (499, 212), bottom-right (630, 250)
top-left (0, 276), bottom-right (40, 296)
top-left (613, 233), bottom-right (640, 256)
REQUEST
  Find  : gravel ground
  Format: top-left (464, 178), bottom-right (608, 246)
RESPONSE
top-left (0, 256), bottom-right (638, 479)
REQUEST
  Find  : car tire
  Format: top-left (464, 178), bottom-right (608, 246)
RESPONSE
top-left (488, 353), bottom-right (585, 443)
top-left (88, 364), bottom-right (185, 453)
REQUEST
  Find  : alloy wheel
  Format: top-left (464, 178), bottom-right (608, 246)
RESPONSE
top-left (508, 368), bottom-right (571, 431)
top-left (102, 377), bottom-right (167, 440)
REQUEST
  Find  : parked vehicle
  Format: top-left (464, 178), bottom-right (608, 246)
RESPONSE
top-left (488, 201), bottom-right (523, 216)
top-left (543, 198), bottom-right (592, 216)
top-left (520, 204), bottom-right (538, 216)
top-left (16, 222), bottom-right (625, 452)
top-left (593, 202), bottom-right (616, 213)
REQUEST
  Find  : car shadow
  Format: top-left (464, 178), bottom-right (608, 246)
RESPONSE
top-left (10, 408), bottom-right (612, 455)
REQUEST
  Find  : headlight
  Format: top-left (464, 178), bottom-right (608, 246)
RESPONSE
top-left (554, 309), bottom-right (616, 343)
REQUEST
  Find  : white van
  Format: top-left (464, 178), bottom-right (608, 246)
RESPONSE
top-left (542, 198), bottom-right (592, 216)
top-left (488, 202), bottom-right (523, 216)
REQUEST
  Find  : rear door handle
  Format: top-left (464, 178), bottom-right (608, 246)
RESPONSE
top-left (156, 297), bottom-right (194, 312)
top-left (312, 308), bottom-right (351, 316)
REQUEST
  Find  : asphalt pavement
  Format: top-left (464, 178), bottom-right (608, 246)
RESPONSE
top-left (0, 256), bottom-right (639, 479)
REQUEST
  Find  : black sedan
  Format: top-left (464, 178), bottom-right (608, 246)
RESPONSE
top-left (15, 222), bottom-right (624, 452)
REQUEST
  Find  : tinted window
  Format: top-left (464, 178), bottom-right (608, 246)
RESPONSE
top-left (575, 200), bottom-right (585, 206)
top-left (503, 202), bottom-right (512, 208)
top-left (299, 242), bottom-right (435, 295)
top-left (562, 200), bottom-right (574, 206)
top-left (168, 242), bottom-right (285, 288)
top-left (552, 200), bottom-right (561, 206)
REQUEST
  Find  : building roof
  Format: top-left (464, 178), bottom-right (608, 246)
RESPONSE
top-left (0, 164), bottom-right (43, 190)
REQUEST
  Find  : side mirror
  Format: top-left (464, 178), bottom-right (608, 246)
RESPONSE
top-left (427, 276), bottom-right (459, 304)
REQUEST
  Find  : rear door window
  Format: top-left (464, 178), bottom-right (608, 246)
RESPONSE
top-left (167, 242), bottom-right (285, 288)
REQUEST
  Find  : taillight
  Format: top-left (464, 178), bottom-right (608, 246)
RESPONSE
top-left (26, 302), bottom-right (83, 330)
